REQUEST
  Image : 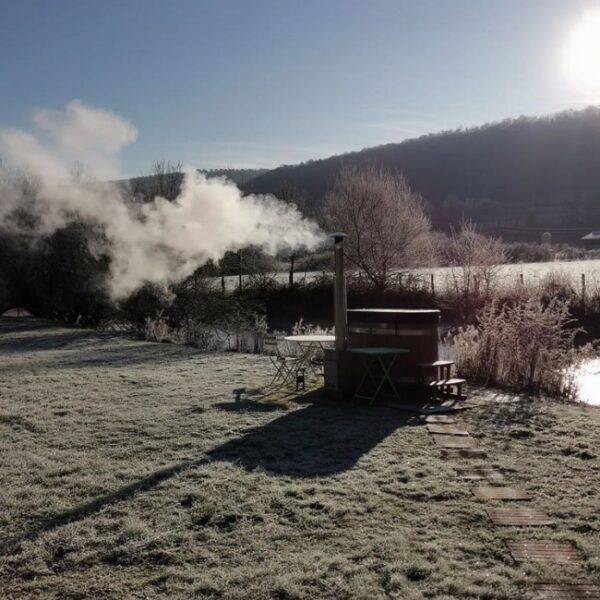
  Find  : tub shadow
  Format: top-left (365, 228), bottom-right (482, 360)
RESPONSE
top-left (208, 393), bottom-right (421, 477)
top-left (0, 389), bottom-right (420, 554)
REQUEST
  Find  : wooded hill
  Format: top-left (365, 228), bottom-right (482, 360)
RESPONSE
top-left (198, 168), bottom-right (269, 186)
top-left (242, 107), bottom-right (600, 240)
top-left (126, 167), bottom-right (268, 201)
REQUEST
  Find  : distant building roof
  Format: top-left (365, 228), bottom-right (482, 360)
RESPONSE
top-left (581, 232), bottom-right (600, 240)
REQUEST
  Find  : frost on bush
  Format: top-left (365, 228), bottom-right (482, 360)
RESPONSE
top-left (278, 318), bottom-right (335, 357)
top-left (451, 296), bottom-right (595, 398)
top-left (143, 315), bottom-right (172, 343)
top-left (445, 221), bottom-right (508, 322)
top-left (142, 312), bottom-right (268, 352)
top-left (291, 318), bottom-right (333, 337)
top-left (537, 271), bottom-right (578, 305)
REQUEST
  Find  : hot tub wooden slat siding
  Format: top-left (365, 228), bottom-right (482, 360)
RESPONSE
top-left (346, 309), bottom-right (441, 381)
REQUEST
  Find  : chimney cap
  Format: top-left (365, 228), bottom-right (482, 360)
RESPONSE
top-left (329, 232), bottom-right (348, 243)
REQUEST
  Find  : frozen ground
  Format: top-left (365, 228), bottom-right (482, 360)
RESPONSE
top-left (1, 319), bottom-right (599, 599)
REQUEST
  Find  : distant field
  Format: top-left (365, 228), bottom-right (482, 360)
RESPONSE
top-left (1, 320), bottom-right (599, 599)
top-left (216, 259), bottom-right (600, 293)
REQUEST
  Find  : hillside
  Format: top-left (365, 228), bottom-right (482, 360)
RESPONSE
top-left (198, 167), bottom-right (270, 186)
top-left (126, 167), bottom-right (269, 202)
top-left (243, 107), bottom-right (600, 240)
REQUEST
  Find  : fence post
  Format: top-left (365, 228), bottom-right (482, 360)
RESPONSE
top-left (430, 273), bottom-right (435, 296)
top-left (582, 273), bottom-right (586, 311)
top-left (519, 273), bottom-right (524, 286)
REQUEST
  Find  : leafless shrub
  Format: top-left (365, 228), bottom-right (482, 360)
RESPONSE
top-left (263, 319), bottom-right (333, 358)
top-left (142, 312), bottom-right (268, 353)
top-left (537, 270), bottom-right (578, 305)
top-left (130, 160), bottom-right (183, 202)
top-left (98, 318), bottom-right (136, 332)
top-left (445, 221), bottom-right (508, 322)
top-left (179, 318), bottom-right (223, 351)
top-left (143, 315), bottom-right (173, 343)
top-left (290, 318), bottom-right (333, 337)
top-left (451, 295), bottom-right (594, 398)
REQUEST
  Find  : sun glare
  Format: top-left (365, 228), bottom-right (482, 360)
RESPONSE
top-left (563, 10), bottom-right (600, 96)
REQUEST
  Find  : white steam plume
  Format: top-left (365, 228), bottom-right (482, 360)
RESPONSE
top-left (0, 100), bottom-right (324, 298)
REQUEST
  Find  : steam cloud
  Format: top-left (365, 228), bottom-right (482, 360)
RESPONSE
top-left (0, 100), bottom-right (324, 298)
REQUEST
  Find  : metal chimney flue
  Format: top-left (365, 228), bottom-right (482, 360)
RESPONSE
top-left (330, 232), bottom-right (348, 351)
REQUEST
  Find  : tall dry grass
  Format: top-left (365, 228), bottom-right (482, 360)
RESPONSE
top-left (451, 295), bottom-right (595, 398)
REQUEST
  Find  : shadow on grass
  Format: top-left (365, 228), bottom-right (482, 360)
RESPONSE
top-left (0, 319), bottom-right (196, 367)
top-left (208, 394), bottom-right (420, 477)
top-left (0, 458), bottom-right (208, 555)
top-left (471, 390), bottom-right (550, 428)
top-left (232, 386), bottom-right (266, 401)
top-left (214, 400), bottom-right (288, 413)
top-left (0, 320), bottom-right (270, 372)
top-left (0, 319), bottom-right (127, 351)
top-left (0, 332), bottom-right (206, 372)
top-left (486, 401), bottom-right (538, 426)
top-left (213, 385), bottom-right (291, 412)
top-left (0, 389), bottom-right (420, 554)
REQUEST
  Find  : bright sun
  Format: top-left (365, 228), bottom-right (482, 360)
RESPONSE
top-left (563, 10), bottom-right (600, 96)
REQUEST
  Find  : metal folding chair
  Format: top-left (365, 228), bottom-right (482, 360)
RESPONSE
top-left (264, 335), bottom-right (305, 391)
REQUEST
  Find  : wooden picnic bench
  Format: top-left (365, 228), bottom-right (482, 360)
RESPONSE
top-left (417, 360), bottom-right (466, 400)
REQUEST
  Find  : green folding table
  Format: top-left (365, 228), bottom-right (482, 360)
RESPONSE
top-left (348, 347), bottom-right (409, 403)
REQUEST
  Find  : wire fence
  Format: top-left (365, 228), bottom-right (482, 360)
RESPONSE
top-left (210, 258), bottom-right (600, 297)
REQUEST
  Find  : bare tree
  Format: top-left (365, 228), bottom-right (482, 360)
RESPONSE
top-left (131, 160), bottom-right (183, 202)
top-left (324, 165), bottom-right (434, 291)
top-left (446, 221), bottom-right (508, 321)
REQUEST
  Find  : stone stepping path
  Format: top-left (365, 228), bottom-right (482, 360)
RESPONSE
top-left (532, 583), bottom-right (600, 598)
top-left (425, 414), bottom-right (456, 423)
top-left (473, 486), bottom-right (531, 501)
top-left (384, 401), bottom-right (469, 414)
top-left (508, 540), bottom-right (581, 563)
top-left (426, 411), bottom-right (595, 594)
top-left (432, 434), bottom-right (478, 449)
top-left (454, 466), bottom-right (504, 481)
top-left (487, 506), bottom-right (556, 527)
top-left (426, 423), bottom-right (470, 436)
top-left (440, 448), bottom-right (488, 459)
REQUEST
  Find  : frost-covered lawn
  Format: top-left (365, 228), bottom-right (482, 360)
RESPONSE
top-left (1, 319), bottom-right (599, 599)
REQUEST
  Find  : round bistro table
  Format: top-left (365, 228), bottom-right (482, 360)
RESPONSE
top-left (283, 334), bottom-right (335, 376)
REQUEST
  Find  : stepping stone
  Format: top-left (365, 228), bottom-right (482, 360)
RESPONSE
top-left (508, 540), bottom-right (581, 563)
top-left (427, 424), bottom-right (470, 436)
top-left (425, 415), bottom-right (455, 423)
top-left (385, 402), bottom-right (468, 415)
top-left (441, 448), bottom-right (488, 459)
top-left (532, 583), bottom-right (600, 599)
top-left (455, 466), bottom-right (504, 481)
top-left (474, 486), bottom-right (531, 501)
top-left (432, 434), bottom-right (477, 449)
top-left (487, 507), bottom-right (555, 526)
